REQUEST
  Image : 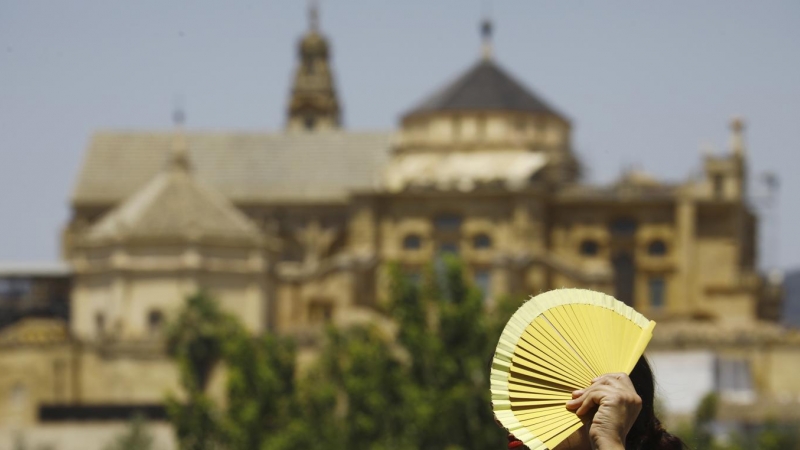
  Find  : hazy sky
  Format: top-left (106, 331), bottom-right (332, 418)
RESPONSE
top-left (1, 1), bottom-right (798, 270)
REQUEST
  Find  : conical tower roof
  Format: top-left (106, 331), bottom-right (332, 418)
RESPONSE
top-left (404, 59), bottom-right (562, 119)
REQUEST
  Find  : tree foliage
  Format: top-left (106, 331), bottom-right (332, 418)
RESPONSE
top-left (166, 293), bottom-right (301, 450)
top-left (166, 258), bottom-right (522, 450)
top-left (384, 256), bottom-right (508, 449)
top-left (296, 325), bottom-right (414, 449)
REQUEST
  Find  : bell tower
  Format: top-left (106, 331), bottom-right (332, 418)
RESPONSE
top-left (286, 1), bottom-right (341, 132)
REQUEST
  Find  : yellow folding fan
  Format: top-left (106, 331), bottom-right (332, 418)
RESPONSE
top-left (491, 288), bottom-right (656, 450)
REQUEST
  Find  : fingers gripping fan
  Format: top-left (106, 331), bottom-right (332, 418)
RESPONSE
top-left (491, 289), bottom-right (656, 450)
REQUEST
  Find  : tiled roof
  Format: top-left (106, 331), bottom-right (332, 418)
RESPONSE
top-left (404, 59), bottom-right (561, 118)
top-left (85, 166), bottom-right (262, 243)
top-left (72, 131), bottom-right (394, 205)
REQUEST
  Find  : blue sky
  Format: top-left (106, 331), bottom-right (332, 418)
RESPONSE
top-left (1, 1), bottom-right (798, 271)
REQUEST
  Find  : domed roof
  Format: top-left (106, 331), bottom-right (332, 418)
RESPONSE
top-left (404, 59), bottom-right (563, 119)
top-left (300, 31), bottom-right (329, 58)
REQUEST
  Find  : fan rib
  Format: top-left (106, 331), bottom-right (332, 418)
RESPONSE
top-left (567, 297), bottom-right (607, 377)
top-left (543, 421), bottom-right (584, 449)
top-left (506, 374), bottom-right (575, 393)
top-left (522, 319), bottom-right (594, 384)
top-left (509, 342), bottom-right (591, 388)
top-left (541, 310), bottom-right (597, 379)
top-left (563, 304), bottom-right (604, 378)
top-left (511, 405), bottom-right (572, 420)
top-left (516, 330), bottom-right (588, 388)
top-left (547, 305), bottom-right (598, 376)
top-left (528, 414), bottom-right (581, 443)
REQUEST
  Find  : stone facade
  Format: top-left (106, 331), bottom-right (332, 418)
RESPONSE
top-left (0, 5), bottom-right (791, 446)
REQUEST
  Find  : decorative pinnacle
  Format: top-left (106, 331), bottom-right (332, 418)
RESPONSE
top-left (170, 107), bottom-right (191, 172)
top-left (172, 107), bottom-right (186, 127)
top-left (481, 18), bottom-right (493, 60)
top-left (309, 0), bottom-right (319, 31)
top-left (729, 116), bottom-right (745, 157)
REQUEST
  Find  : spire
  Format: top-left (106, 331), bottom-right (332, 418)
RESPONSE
top-left (169, 107), bottom-right (192, 172)
top-left (729, 116), bottom-right (746, 157)
top-left (309, 0), bottom-right (319, 31)
top-left (286, 1), bottom-right (341, 131)
top-left (481, 18), bottom-right (493, 60)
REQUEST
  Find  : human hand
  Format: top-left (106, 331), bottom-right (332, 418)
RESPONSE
top-left (565, 373), bottom-right (642, 450)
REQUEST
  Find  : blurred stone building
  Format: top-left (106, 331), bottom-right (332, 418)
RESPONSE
top-left (0, 6), bottom-right (793, 448)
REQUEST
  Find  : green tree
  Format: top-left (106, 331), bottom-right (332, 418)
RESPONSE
top-left (695, 392), bottom-right (719, 450)
top-left (165, 293), bottom-right (232, 450)
top-left (103, 414), bottom-right (154, 450)
top-left (166, 292), bottom-right (304, 450)
top-left (166, 259), bottom-right (521, 450)
top-left (755, 420), bottom-right (800, 450)
top-left (386, 256), bottom-right (509, 449)
top-left (297, 325), bottom-right (414, 450)
top-left (290, 258), bottom-right (517, 449)
top-left (221, 331), bottom-right (301, 450)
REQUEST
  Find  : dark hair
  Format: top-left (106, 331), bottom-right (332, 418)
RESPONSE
top-left (626, 356), bottom-right (686, 450)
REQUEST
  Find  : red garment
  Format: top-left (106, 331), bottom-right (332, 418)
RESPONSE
top-left (508, 434), bottom-right (525, 449)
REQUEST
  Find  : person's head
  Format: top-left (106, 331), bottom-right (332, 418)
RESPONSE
top-left (508, 357), bottom-right (685, 450)
top-left (622, 356), bottom-right (685, 450)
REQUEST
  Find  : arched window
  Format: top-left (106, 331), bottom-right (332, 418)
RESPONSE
top-left (648, 277), bottom-right (666, 310)
top-left (613, 253), bottom-right (635, 307)
top-left (148, 310), bottom-right (164, 333)
top-left (579, 239), bottom-right (599, 256)
top-left (648, 240), bottom-right (667, 256)
top-left (473, 233), bottom-right (492, 249)
top-left (402, 234), bottom-right (422, 250)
